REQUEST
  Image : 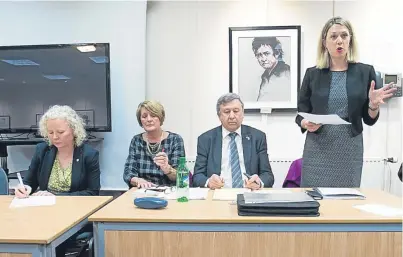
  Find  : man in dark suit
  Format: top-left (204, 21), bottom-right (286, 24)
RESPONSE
top-left (192, 93), bottom-right (274, 189)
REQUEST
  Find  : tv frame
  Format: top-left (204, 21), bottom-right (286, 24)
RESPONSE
top-left (0, 43), bottom-right (112, 133)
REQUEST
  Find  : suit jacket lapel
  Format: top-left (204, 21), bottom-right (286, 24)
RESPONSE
top-left (70, 146), bottom-right (82, 192)
top-left (317, 69), bottom-right (331, 114)
top-left (213, 126), bottom-right (222, 175)
top-left (346, 63), bottom-right (357, 119)
top-left (241, 125), bottom-right (251, 174)
top-left (40, 146), bottom-right (56, 189)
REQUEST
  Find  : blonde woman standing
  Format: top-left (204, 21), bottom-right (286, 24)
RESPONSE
top-left (295, 17), bottom-right (396, 187)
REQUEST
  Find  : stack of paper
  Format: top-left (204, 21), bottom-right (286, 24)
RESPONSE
top-left (316, 188), bottom-right (366, 200)
top-left (298, 112), bottom-right (350, 125)
top-left (9, 196), bottom-right (56, 208)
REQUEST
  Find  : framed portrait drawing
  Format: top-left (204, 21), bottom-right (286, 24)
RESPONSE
top-left (229, 26), bottom-right (301, 110)
top-left (0, 116), bottom-right (10, 130)
top-left (76, 109), bottom-right (95, 128)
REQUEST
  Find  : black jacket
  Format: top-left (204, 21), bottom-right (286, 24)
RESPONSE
top-left (23, 142), bottom-right (100, 196)
top-left (295, 62), bottom-right (379, 136)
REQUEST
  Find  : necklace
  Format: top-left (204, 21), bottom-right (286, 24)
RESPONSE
top-left (145, 130), bottom-right (163, 157)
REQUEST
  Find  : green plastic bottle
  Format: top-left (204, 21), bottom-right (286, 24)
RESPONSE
top-left (176, 157), bottom-right (189, 202)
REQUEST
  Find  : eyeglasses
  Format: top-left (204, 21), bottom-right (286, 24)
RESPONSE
top-left (145, 186), bottom-right (176, 195)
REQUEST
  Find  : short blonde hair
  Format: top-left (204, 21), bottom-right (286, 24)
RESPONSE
top-left (136, 100), bottom-right (165, 127)
top-left (316, 16), bottom-right (358, 69)
top-left (39, 105), bottom-right (87, 146)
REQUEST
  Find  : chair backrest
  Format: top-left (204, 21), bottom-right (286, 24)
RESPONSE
top-left (282, 158), bottom-right (303, 188)
top-left (398, 163), bottom-right (402, 182)
top-left (0, 167), bottom-right (9, 195)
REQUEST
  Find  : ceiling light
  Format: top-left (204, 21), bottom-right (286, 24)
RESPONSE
top-left (77, 45), bottom-right (96, 52)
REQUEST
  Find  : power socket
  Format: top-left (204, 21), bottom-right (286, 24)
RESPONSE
top-left (384, 157), bottom-right (398, 163)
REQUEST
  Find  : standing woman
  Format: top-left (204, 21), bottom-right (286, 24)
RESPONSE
top-left (295, 17), bottom-right (396, 187)
top-left (123, 100), bottom-right (185, 188)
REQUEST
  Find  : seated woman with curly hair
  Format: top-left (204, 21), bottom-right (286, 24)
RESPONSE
top-left (14, 105), bottom-right (100, 197)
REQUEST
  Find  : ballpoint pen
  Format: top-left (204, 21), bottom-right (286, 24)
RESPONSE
top-left (17, 172), bottom-right (28, 196)
top-left (243, 172), bottom-right (259, 185)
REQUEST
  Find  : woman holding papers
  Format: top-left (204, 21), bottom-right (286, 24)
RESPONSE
top-left (295, 17), bottom-right (396, 187)
top-left (14, 105), bottom-right (100, 197)
top-left (123, 100), bottom-right (185, 189)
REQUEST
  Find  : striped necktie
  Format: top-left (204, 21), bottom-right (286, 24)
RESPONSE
top-left (229, 132), bottom-right (243, 188)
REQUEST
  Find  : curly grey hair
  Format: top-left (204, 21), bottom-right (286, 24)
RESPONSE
top-left (39, 105), bottom-right (87, 146)
top-left (216, 93), bottom-right (244, 115)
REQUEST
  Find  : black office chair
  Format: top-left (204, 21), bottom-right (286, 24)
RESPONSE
top-left (398, 163), bottom-right (402, 182)
top-left (55, 224), bottom-right (94, 257)
top-left (0, 167), bottom-right (8, 195)
top-left (62, 229), bottom-right (94, 257)
top-left (7, 169), bottom-right (29, 182)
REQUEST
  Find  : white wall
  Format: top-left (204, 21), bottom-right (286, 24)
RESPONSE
top-left (0, 1), bottom-right (147, 189)
top-left (146, 0), bottom-right (402, 194)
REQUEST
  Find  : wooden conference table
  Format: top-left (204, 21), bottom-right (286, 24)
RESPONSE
top-left (0, 195), bottom-right (112, 257)
top-left (89, 188), bottom-right (402, 257)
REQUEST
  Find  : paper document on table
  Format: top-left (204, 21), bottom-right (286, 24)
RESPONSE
top-left (133, 188), bottom-right (210, 200)
top-left (354, 204), bottom-right (403, 217)
top-left (189, 188), bottom-right (210, 200)
top-left (9, 196), bottom-right (56, 208)
top-left (213, 188), bottom-right (251, 201)
top-left (298, 112), bottom-right (350, 125)
top-left (164, 188), bottom-right (210, 200)
top-left (316, 188), bottom-right (365, 200)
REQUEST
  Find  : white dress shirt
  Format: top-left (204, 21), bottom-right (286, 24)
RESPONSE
top-left (205, 126), bottom-right (263, 188)
top-left (220, 126), bottom-right (247, 188)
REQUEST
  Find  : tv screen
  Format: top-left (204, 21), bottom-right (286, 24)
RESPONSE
top-left (0, 43), bottom-right (111, 133)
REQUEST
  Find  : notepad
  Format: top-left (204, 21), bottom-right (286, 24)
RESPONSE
top-left (9, 196), bottom-right (56, 208)
top-left (316, 188), bottom-right (366, 200)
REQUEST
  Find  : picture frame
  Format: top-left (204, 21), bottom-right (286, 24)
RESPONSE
top-left (229, 25), bottom-right (301, 111)
top-left (0, 116), bottom-right (10, 130)
top-left (76, 109), bottom-right (95, 128)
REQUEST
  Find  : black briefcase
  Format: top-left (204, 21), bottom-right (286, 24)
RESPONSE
top-left (236, 193), bottom-right (320, 217)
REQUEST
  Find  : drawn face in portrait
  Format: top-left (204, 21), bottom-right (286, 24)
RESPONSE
top-left (254, 44), bottom-right (278, 71)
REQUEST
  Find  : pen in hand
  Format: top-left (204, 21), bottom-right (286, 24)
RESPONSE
top-left (16, 172), bottom-right (28, 198)
top-left (243, 172), bottom-right (259, 185)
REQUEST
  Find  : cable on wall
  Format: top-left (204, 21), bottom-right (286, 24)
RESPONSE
top-left (332, 0), bottom-right (335, 17)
